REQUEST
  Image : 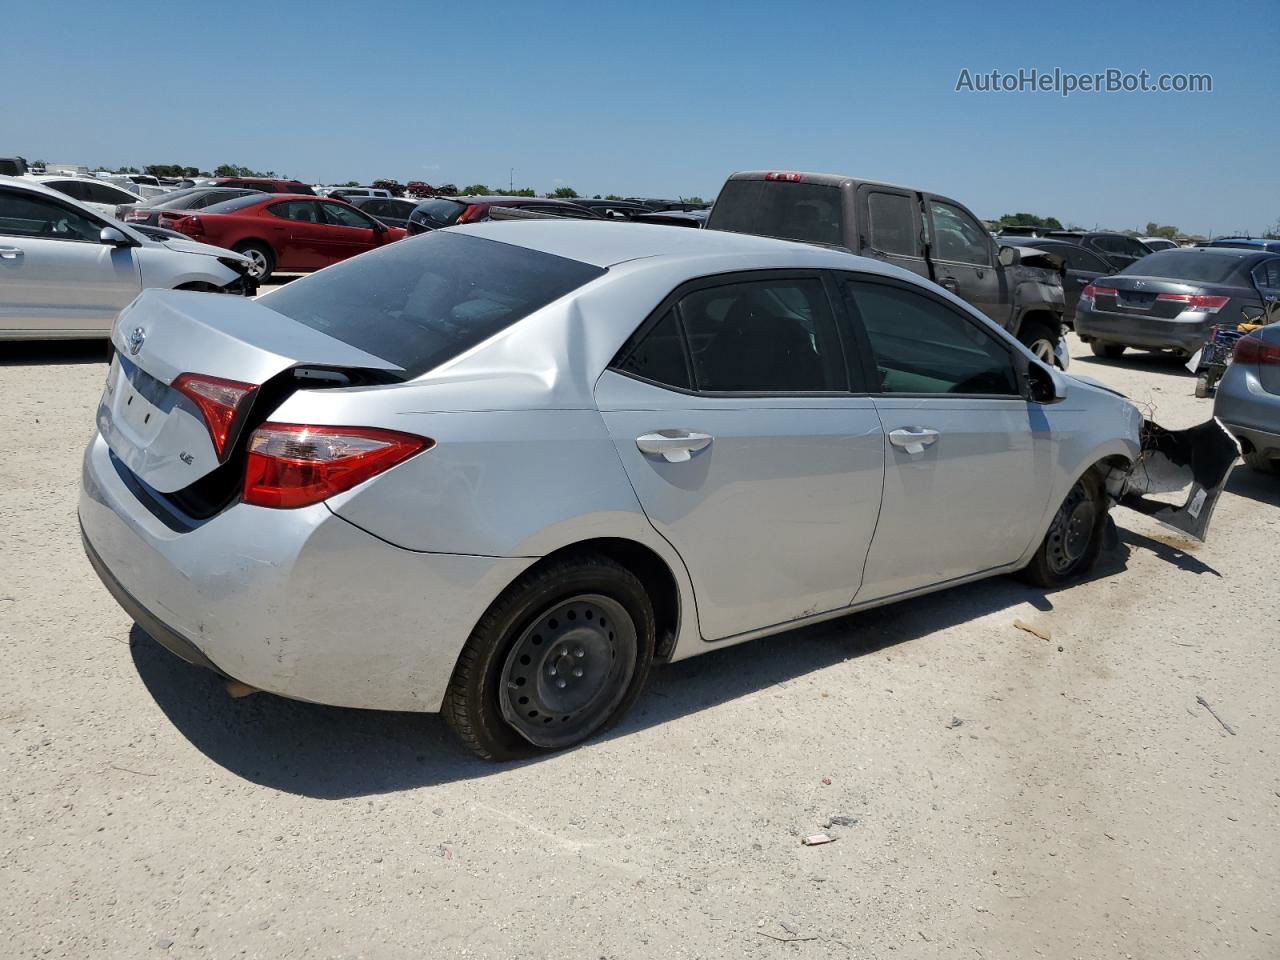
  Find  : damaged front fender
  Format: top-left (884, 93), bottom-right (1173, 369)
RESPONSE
top-left (1115, 418), bottom-right (1240, 541)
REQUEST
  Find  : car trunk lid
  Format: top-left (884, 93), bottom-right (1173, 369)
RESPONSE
top-left (99, 289), bottom-right (403, 494)
top-left (1094, 276), bottom-right (1207, 319)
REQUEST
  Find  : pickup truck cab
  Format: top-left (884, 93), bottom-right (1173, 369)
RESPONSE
top-left (707, 171), bottom-right (1067, 366)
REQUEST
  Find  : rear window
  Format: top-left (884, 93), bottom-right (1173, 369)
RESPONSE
top-left (202, 193), bottom-right (270, 214)
top-left (257, 232), bottom-right (606, 378)
top-left (412, 198), bottom-right (467, 227)
top-left (709, 180), bottom-right (843, 247)
top-left (1119, 250), bottom-right (1247, 284)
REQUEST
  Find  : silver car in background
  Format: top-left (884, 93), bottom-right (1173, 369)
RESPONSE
top-left (1214, 320), bottom-right (1280, 473)
top-left (79, 222), bottom-right (1234, 759)
top-left (0, 177), bottom-right (255, 339)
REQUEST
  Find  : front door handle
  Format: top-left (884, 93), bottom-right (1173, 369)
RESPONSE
top-left (636, 430), bottom-right (713, 463)
top-left (0, 246), bottom-right (24, 259)
top-left (888, 427), bottom-right (940, 455)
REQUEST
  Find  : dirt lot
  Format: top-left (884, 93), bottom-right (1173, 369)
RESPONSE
top-left (1, 334), bottom-right (1276, 959)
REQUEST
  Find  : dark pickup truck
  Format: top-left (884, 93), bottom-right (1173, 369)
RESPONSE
top-left (707, 170), bottom-right (1068, 367)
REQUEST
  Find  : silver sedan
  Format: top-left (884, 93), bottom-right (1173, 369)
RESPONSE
top-left (79, 222), bottom-right (1231, 759)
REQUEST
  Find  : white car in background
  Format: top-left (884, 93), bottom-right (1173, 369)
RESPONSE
top-left (28, 175), bottom-right (145, 217)
top-left (0, 177), bottom-right (255, 340)
top-left (94, 173), bottom-right (171, 201)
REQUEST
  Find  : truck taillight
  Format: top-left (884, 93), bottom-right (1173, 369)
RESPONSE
top-left (1233, 336), bottom-right (1280, 366)
top-left (1154, 293), bottom-right (1230, 314)
top-left (764, 172), bottom-right (803, 182)
top-left (172, 373), bottom-right (258, 458)
top-left (242, 424), bottom-right (432, 509)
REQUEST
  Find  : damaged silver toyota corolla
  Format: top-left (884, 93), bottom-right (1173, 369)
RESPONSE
top-left (78, 222), bottom-right (1238, 760)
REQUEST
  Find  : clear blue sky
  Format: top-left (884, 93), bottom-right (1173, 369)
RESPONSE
top-left (3, 0), bottom-right (1276, 235)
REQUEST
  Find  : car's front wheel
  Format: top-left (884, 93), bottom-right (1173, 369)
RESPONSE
top-left (444, 555), bottom-right (656, 760)
top-left (1019, 471), bottom-right (1108, 588)
top-left (232, 241), bottom-right (275, 283)
top-left (1019, 318), bottom-right (1062, 368)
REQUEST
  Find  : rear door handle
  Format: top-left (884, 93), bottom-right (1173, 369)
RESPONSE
top-left (0, 246), bottom-right (24, 259)
top-left (888, 427), bottom-right (940, 455)
top-left (636, 430), bottom-right (713, 463)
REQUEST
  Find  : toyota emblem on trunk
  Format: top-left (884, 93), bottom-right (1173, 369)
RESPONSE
top-left (127, 327), bottom-right (146, 355)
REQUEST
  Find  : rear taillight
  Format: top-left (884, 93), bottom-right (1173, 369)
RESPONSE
top-left (124, 208), bottom-right (147, 221)
top-left (166, 214), bottom-right (204, 237)
top-left (764, 172), bottom-right (803, 182)
top-left (1154, 293), bottom-right (1230, 314)
top-left (172, 373), bottom-right (258, 458)
top-left (1233, 336), bottom-right (1280, 366)
top-left (1080, 284), bottom-right (1117, 304)
top-left (456, 204), bottom-right (485, 224)
top-left (242, 423), bottom-right (432, 509)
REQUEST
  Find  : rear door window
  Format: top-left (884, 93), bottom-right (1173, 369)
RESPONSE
top-left (676, 277), bottom-right (846, 392)
top-left (866, 191), bottom-right (919, 256)
top-left (257, 232), bottom-right (605, 379)
top-left (845, 279), bottom-right (1019, 396)
top-left (320, 202), bottom-right (374, 228)
top-left (614, 309), bottom-right (692, 390)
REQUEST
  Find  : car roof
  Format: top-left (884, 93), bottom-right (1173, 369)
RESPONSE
top-left (721, 170), bottom-right (921, 193)
top-left (451, 219), bottom-right (855, 268)
top-left (1155, 246), bottom-right (1270, 263)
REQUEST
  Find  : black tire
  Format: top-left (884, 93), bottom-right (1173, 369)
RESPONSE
top-left (443, 554), bottom-right (656, 761)
top-left (1019, 471), bottom-right (1108, 588)
top-left (1243, 449), bottom-right (1279, 474)
top-left (1194, 372), bottom-right (1213, 399)
top-left (1019, 318), bottom-right (1061, 368)
top-left (1090, 341), bottom-right (1126, 359)
top-left (232, 241), bottom-right (274, 283)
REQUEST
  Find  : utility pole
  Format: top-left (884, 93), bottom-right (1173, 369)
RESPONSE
top-left (509, 168), bottom-right (514, 193)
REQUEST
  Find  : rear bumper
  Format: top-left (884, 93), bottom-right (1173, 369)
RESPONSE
top-left (79, 432), bottom-right (534, 712)
top-left (1075, 308), bottom-right (1212, 353)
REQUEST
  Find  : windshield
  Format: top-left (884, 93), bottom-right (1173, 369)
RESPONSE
top-left (708, 179), bottom-right (844, 247)
top-left (1120, 250), bottom-right (1246, 284)
top-left (258, 232), bottom-right (606, 378)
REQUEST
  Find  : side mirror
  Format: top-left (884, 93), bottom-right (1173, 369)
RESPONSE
top-left (99, 226), bottom-right (133, 247)
top-left (997, 244), bottom-right (1019, 267)
top-left (1018, 353), bottom-right (1064, 403)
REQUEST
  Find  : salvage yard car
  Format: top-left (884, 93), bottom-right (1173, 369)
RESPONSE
top-left (158, 193), bottom-right (406, 281)
top-left (0, 177), bottom-right (255, 339)
top-left (707, 171), bottom-right (1069, 367)
top-left (1075, 247), bottom-right (1280, 359)
top-left (78, 221), bottom-right (1236, 760)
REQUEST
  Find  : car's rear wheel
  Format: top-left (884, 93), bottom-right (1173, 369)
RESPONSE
top-left (444, 555), bottom-right (655, 760)
top-left (1090, 341), bottom-right (1126, 359)
top-left (232, 241), bottom-right (274, 283)
top-left (1243, 449), bottom-right (1279, 474)
top-left (1019, 319), bottom-right (1061, 368)
top-left (1018, 471), bottom-right (1108, 588)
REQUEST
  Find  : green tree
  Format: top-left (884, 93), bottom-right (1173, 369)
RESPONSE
top-left (214, 163), bottom-right (278, 178)
top-left (1143, 222), bottom-right (1179, 239)
top-left (509, 187), bottom-right (536, 197)
top-left (678, 196), bottom-right (705, 205)
top-left (461, 184), bottom-right (491, 195)
top-left (550, 186), bottom-right (579, 198)
top-left (997, 212), bottom-right (1063, 230)
top-left (604, 194), bottom-right (624, 201)
top-left (341, 180), bottom-right (360, 187)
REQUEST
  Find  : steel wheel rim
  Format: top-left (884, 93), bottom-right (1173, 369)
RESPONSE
top-left (1046, 481), bottom-right (1096, 575)
top-left (499, 594), bottom-right (637, 748)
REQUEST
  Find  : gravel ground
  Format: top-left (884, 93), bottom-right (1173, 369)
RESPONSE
top-left (1, 333), bottom-right (1276, 959)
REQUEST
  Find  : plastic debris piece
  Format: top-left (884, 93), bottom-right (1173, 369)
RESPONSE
top-left (801, 834), bottom-right (835, 846)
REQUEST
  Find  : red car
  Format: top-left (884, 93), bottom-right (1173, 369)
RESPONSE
top-left (158, 194), bottom-right (406, 282)
top-left (208, 177), bottom-right (315, 195)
